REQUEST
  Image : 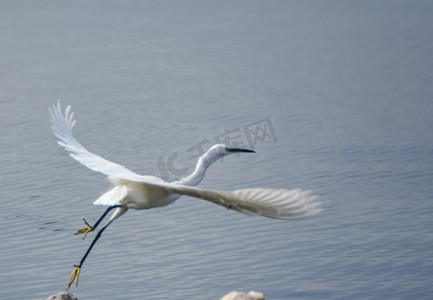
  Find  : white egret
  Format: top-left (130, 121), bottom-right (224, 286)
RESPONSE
top-left (49, 102), bottom-right (322, 289)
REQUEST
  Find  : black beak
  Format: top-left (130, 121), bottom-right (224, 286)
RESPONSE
top-left (227, 147), bottom-right (256, 153)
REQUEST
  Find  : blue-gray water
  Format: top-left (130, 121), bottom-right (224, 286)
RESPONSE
top-left (1, 1), bottom-right (433, 299)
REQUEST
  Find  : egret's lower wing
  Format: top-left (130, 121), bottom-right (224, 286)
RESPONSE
top-left (168, 185), bottom-right (322, 219)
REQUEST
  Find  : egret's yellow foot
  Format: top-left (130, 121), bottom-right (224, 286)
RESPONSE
top-left (75, 219), bottom-right (94, 240)
top-left (67, 264), bottom-right (81, 290)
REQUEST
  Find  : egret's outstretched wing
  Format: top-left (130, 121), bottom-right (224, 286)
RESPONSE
top-left (49, 102), bottom-right (167, 186)
top-left (168, 185), bottom-right (322, 219)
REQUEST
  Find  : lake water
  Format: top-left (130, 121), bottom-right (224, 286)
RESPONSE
top-left (1, 1), bottom-right (433, 299)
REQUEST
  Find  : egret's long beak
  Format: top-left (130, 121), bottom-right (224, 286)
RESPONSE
top-left (227, 147), bottom-right (256, 153)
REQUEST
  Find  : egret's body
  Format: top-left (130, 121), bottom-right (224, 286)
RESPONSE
top-left (49, 103), bottom-right (322, 289)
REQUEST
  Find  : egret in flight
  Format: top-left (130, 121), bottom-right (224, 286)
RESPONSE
top-left (49, 102), bottom-right (322, 289)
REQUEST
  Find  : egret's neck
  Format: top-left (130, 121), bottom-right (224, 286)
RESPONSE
top-left (177, 150), bottom-right (221, 186)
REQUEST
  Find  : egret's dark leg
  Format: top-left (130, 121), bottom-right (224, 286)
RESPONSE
top-left (67, 205), bottom-right (123, 290)
top-left (75, 205), bottom-right (122, 239)
top-left (80, 219), bottom-right (114, 266)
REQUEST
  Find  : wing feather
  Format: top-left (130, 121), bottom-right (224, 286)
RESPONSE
top-left (49, 102), bottom-right (167, 186)
top-left (167, 185), bottom-right (322, 219)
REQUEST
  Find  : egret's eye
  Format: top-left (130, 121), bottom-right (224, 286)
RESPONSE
top-left (225, 147), bottom-right (230, 152)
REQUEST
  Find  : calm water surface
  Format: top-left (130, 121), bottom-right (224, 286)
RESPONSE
top-left (1, 1), bottom-right (432, 299)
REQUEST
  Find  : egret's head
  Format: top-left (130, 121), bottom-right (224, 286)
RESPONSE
top-left (184, 144), bottom-right (256, 186)
top-left (210, 144), bottom-right (255, 158)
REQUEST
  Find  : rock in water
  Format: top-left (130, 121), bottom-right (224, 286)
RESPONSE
top-left (34, 292), bottom-right (77, 300)
top-left (220, 290), bottom-right (265, 300)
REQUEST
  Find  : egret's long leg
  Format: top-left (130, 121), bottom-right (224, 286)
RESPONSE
top-left (75, 205), bottom-right (122, 239)
top-left (67, 206), bottom-right (123, 290)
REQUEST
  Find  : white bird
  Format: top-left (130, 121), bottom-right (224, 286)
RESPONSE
top-left (49, 102), bottom-right (322, 289)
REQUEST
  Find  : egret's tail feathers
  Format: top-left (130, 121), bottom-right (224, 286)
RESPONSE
top-left (93, 185), bottom-right (128, 206)
top-left (169, 186), bottom-right (322, 219)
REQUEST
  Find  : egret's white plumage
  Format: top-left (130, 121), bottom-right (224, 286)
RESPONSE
top-left (50, 102), bottom-right (321, 219)
top-left (49, 102), bottom-right (322, 289)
